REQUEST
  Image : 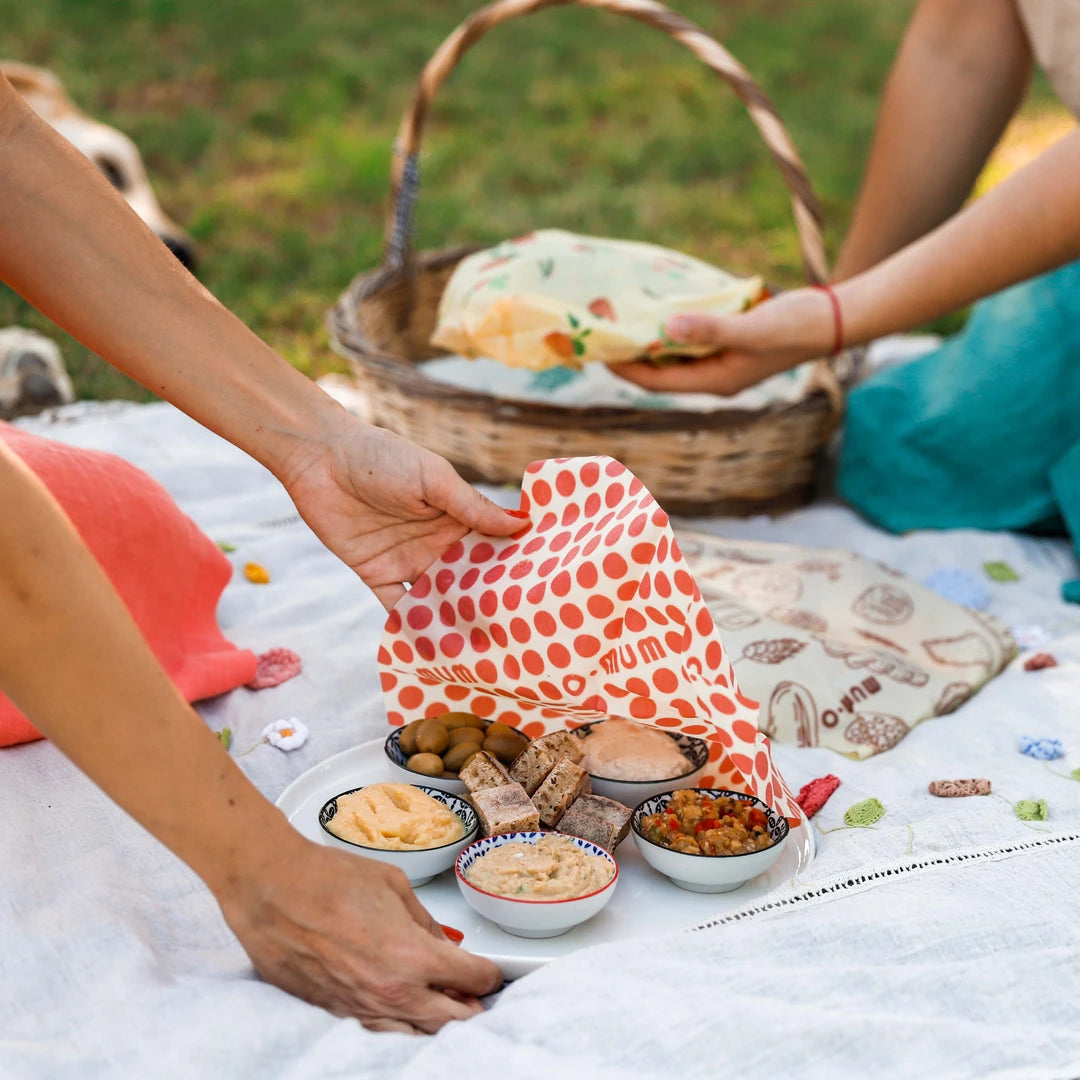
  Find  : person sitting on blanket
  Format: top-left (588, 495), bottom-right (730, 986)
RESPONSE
top-left (0, 72), bottom-right (523, 1034)
top-left (621, 0), bottom-right (1080, 579)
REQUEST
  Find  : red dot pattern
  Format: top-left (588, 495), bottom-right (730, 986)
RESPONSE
top-left (376, 456), bottom-right (799, 823)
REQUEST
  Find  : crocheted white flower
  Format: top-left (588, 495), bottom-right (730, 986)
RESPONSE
top-left (261, 717), bottom-right (309, 751)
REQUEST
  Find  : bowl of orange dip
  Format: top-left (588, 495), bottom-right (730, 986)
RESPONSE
top-left (319, 783), bottom-right (478, 886)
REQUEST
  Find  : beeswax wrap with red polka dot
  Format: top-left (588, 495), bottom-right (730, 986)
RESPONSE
top-left (378, 456), bottom-right (800, 824)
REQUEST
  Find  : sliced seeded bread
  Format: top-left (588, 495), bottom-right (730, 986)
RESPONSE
top-left (460, 750), bottom-right (513, 794)
top-left (472, 782), bottom-right (540, 836)
top-left (507, 730), bottom-right (586, 794)
top-left (536, 729), bottom-right (585, 765)
top-left (556, 794), bottom-right (633, 851)
top-left (532, 757), bottom-right (588, 828)
top-left (508, 740), bottom-right (561, 795)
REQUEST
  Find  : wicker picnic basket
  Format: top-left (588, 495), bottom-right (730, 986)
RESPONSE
top-left (327, 0), bottom-right (844, 516)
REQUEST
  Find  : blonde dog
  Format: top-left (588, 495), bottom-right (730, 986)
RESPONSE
top-left (2, 60), bottom-right (197, 269)
top-left (1, 61), bottom-right (198, 416)
top-left (0, 328), bottom-right (75, 419)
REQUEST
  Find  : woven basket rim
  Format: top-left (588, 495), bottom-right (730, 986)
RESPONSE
top-left (326, 243), bottom-right (843, 434)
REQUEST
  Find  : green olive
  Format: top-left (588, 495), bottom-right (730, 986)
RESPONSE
top-left (415, 719), bottom-right (450, 756)
top-left (398, 718), bottom-right (425, 756)
top-left (483, 731), bottom-right (530, 765)
top-left (406, 752), bottom-right (445, 777)
top-left (443, 741), bottom-right (481, 772)
top-left (447, 726), bottom-right (485, 748)
top-left (439, 712), bottom-right (486, 731)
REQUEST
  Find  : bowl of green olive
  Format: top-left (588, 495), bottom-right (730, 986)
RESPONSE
top-left (383, 712), bottom-right (532, 794)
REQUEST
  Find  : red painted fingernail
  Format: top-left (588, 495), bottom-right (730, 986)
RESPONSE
top-left (506, 509), bottom-right (530, 519)
top-left (441, 924), bottom-right (464, 943)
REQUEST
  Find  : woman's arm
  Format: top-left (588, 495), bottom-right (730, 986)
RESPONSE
top-left (0, 442), bottom-right (501, 1032)
top-left (0, 74), bottom-right (326, 479)
top-left (0, 71), bottom-right (519, 1030)
top-left (618, 123), bottom-right (1080, 394)
top-left (0, 73), bottom-right (523, 609)
top-left (0, 72), bottom-right (339, 483)
top-left (834, 0), bottom-right (1032, 281)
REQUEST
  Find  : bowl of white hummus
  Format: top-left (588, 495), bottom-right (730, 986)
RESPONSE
top-left (455, 832), bottom-right (619, 938)
top-left (319, 783), bottom-right (478, 886)
top-left (571, 716), bottom-right (709, 805)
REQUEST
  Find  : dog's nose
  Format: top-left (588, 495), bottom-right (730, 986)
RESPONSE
top-left (12, 351), bottom-right (62, 407)
top-left (20, 371), bottom-right (62, 407)
top-left (161, 235), bottom-right (197, 272)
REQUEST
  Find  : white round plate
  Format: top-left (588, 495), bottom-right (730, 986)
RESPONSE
top-left (275, 738), bottom-right (815, 980)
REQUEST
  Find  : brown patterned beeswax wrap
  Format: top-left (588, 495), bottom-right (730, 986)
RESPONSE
top-left (677, 532), bottom-right (1016, 760)
top-left (379, 457), bottom-right (800, 824)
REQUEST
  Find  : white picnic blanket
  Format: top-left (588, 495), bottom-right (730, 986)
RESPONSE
top-left (3, 400), bottom-right (1080, 1080)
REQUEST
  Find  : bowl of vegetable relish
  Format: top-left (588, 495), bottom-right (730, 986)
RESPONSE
top-left (631, 789), bottom-right (790, 893)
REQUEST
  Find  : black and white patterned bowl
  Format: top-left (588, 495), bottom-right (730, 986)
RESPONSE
top-left (455, 832), bottom-right (619, 938)
top-left (570, 720), bottom-right (709, 804)
top-left (383, 727), bottom-right (470, 795)
top-left (319, 784), bottom-right (478, 886)
top-left (630, 788), bottom-right (790, 893)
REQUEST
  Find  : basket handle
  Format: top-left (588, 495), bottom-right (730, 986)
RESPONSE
top-left (384, 0), bottom-right (828, 285)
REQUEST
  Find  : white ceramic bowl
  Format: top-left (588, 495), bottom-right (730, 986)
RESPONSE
top-left (571, 721), bottom-right (709, 805)
top-left (455, 832), bottom-right (619, 938)
top-left (383, 727), bottom-right (468, 795)
top-left (631, 789), bottom-right (790, 893)
top-left (318, 785), bottom-right (478, 887)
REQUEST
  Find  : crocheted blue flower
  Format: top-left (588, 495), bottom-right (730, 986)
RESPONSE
top-left (1018, 735), bottom-right (1065, 761)
top-left (923, 568), bottom-right (990, 611)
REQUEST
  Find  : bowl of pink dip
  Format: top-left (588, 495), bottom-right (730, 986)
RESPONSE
top-left (571, 716), bottom-right (709, 805)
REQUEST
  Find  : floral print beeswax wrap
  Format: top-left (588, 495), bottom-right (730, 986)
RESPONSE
top-left (431, 229), bottom-right (764, 371)
top-left (677, 533), bottom-right (1017, 758)
top-left (378, 457), bottom-right (800, 824)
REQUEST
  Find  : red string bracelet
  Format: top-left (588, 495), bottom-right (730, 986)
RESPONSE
top-left (813, 284), bottom-right (844, 358)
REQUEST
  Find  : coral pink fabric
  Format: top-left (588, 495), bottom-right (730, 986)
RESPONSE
top-left (0, 424), bottom-right (257, 747)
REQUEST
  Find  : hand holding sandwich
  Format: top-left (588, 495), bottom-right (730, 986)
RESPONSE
top-left (618, 124), bottom-right (1080, 395)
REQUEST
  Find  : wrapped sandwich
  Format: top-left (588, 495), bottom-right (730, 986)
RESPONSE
top-left (431, 229), bottom-right (764, 371)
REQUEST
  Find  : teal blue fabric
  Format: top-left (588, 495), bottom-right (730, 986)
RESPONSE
top-left (838, 261), bottom-right (1080, 600)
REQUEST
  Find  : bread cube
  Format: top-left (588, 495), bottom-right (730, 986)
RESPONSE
top-left (532, 757), bottom-right (588, 828)
top-left (472, 782), bottom-right (540, 836)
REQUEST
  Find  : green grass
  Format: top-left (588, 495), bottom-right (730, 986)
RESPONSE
top-left (0, 0), bottom-right (1060, 399)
